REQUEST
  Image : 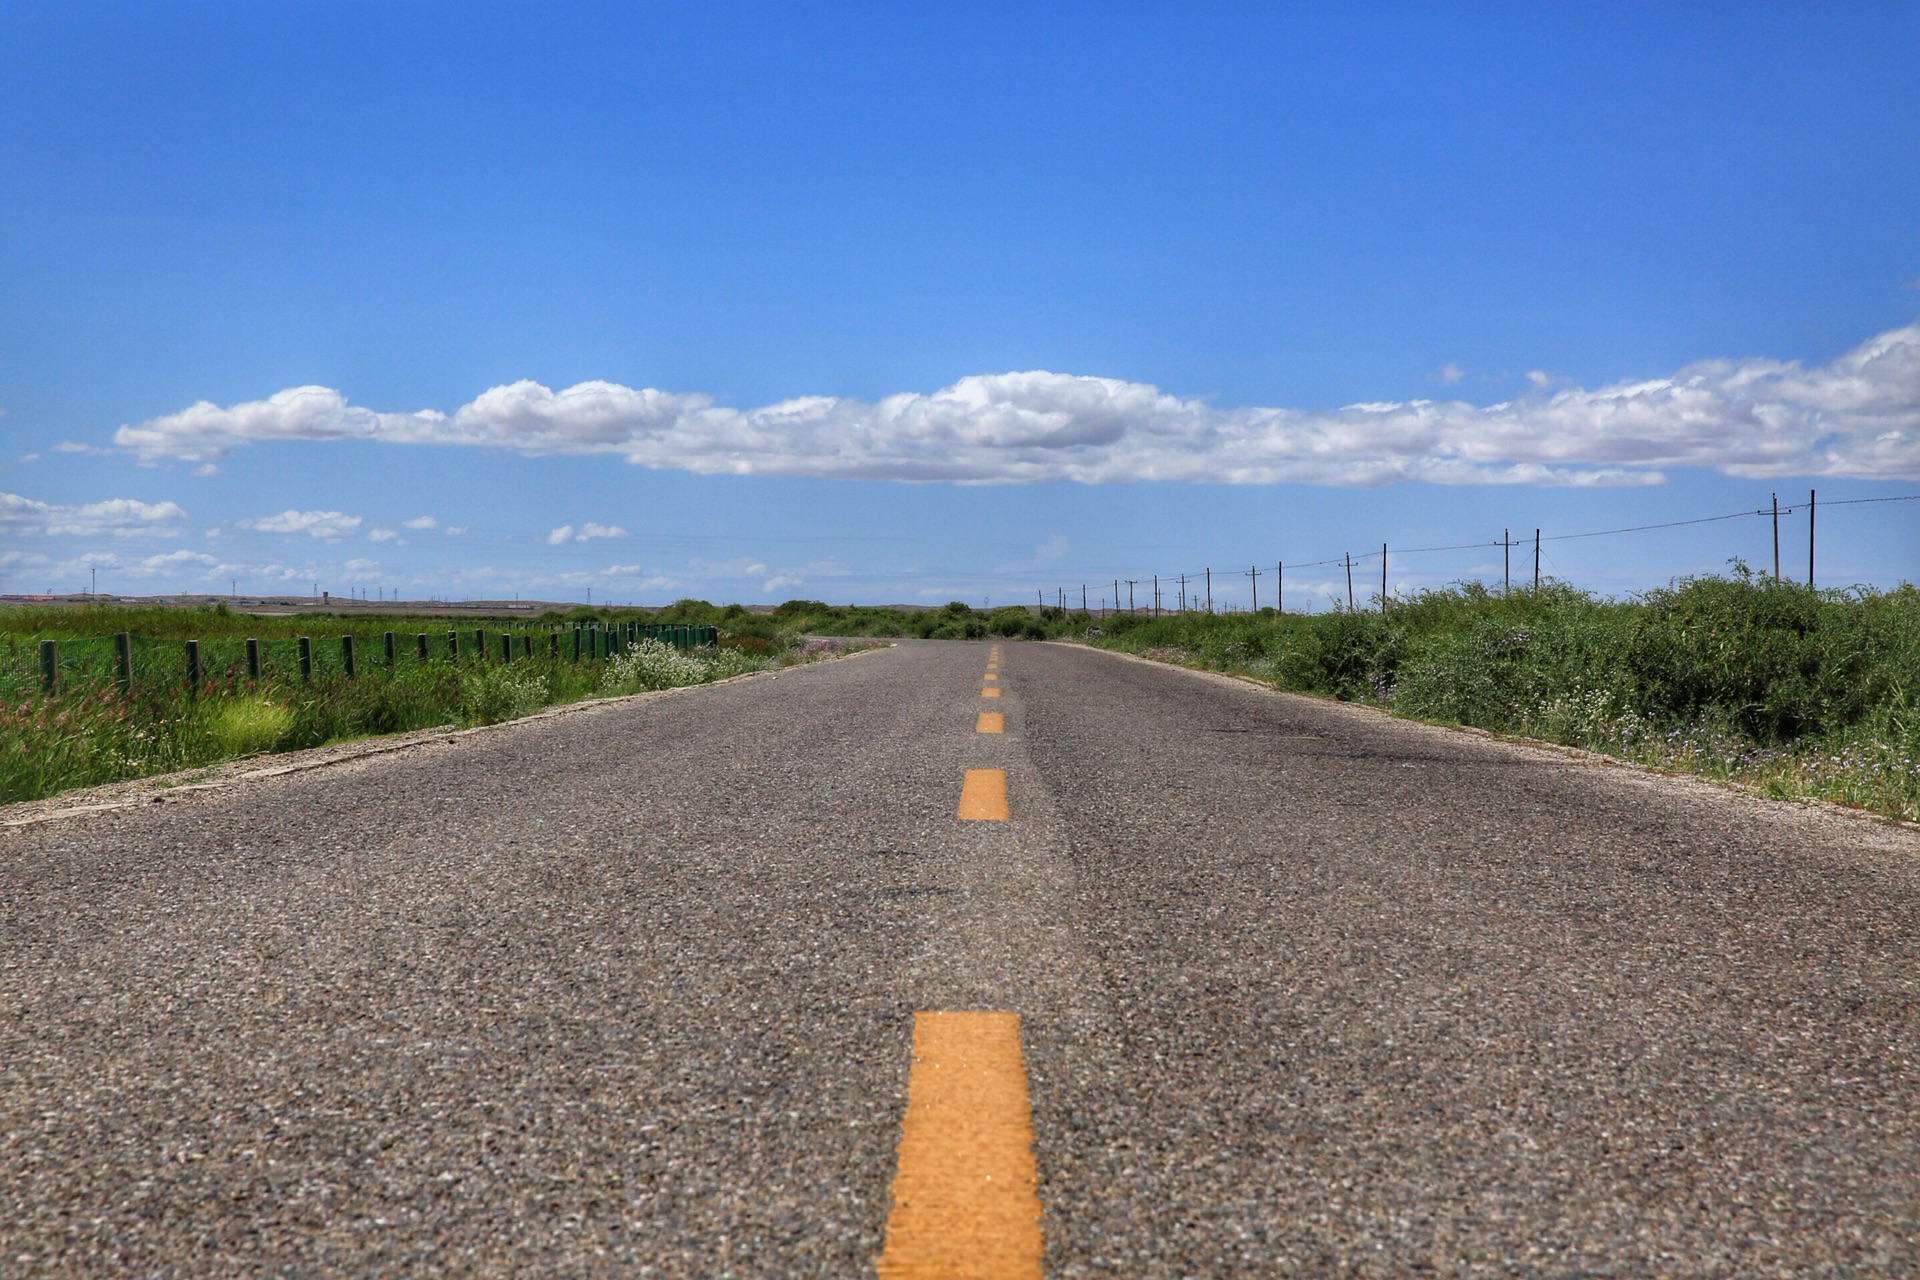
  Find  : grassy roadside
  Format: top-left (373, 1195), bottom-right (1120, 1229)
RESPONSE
top-left (1069, 574), bottom-right (1920, 823)
top-left (2, 612), bottom-right (878, 804)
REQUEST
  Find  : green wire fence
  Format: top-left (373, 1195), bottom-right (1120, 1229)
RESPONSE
top-left (7, 622), bottom-right (718, 699)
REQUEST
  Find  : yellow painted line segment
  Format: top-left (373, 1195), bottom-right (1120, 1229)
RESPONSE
top-left (957, 769), bottom-right (1009, 820)
top-left (976, 712), bottom-right (1004, 734)
top-left (983, 673), bottom-right (997, 682)
top-left (981, 687), bottom-right (1000, 699)
top-left (986, 662), bottom-right (998, 670)
top-left (878, 1012), bottom-right (1043, 1280)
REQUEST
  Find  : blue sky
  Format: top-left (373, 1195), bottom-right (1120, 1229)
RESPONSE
top-left (3, 2), bottom-right (1918, 607)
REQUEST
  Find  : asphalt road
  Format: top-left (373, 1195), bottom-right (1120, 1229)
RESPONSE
top-left (5, 639), bottom-right (1919, 1277)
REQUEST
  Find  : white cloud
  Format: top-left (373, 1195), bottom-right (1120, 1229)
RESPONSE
top-left (138, 550), bottom-right (217, 574)
top-left (192, 463), bottom-right (220, 476)
top-left (108, 322), bottom-right (1920, 485)
top-left (368, 528), bottom-right (398, 542)
top-left (0, 492), bottom-right (188, 537)
top-left (52, 441), bottom-right (114, 456)
top-left (547, 521), bottom-right (627, 545)
top-left (236, 509), bottom-right (363, 539)
top-left (1435, 361), bottom-right (1465, 386)
top-left (402, 515), bottom-right (438, 529)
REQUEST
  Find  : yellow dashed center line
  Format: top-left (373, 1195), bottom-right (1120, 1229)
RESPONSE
top-left (981, 687), bottom-right (1000, 698)
top-left (956, 769), bottom-right (1009, 820)
top-left (976, 712), bottom-right (1004, 734)
top-left (983, 673), bottom-right (998, 682)
top-left (878, 1012), bottom-right (1043, 1280)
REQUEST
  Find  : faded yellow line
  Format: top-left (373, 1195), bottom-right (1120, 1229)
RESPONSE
top-left (956, 769), bottom-right (1008, 820)
top-left (983, 673), bottom-right (998, 682)
top-left (981, 686), bottom-right (1000, 698)
top-left (878, 1012), bottom-right (1042, 1280)
top-left (986, 662), bottom-right (998, 670)
top-left (976, 712), bottom-right (1004, 734)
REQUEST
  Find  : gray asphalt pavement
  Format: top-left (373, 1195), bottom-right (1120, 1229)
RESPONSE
top-left (5, 639), bottom-right (1919, 1277)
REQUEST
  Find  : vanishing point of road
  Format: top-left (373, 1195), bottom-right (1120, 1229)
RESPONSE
top-left (4, 640), bottom-right (1918, 1277)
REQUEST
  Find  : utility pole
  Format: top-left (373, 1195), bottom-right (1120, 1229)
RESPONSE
top-left (1771, 493), bottom-right (1780, 581)
top-left (1205, 568), bottom-right (1212, 614)
top-left (1277, 562), bottom-right (1284, 615)
top-left (1246, 564), bottom-right (1260, 611)
top-left (1808, 488), bottom-right (1816, 587)
top-left (91, 566), bottom-right (97, 598)
top-left (1153, 574), bottom-right (1160, 617)
top-left (1113, 580), bottom-right (1121, 617)
top-left (1503, 528), bottom-right (1511, 597)
top-left (1533, 529), bottom-right (1540, 592)
top-left (1177, 574), bottom-right (1186, 612)
top-left (1381, 543), bottom-right (1388, 610)
top-left (1344, 553), bottom-right (1354, 611)
top-left (1082, 584), bottom-right (1088, 613)
top-left (1125, 579), bottom-right (1137, 613)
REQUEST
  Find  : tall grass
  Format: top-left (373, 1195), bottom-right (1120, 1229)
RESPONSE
top-left (1078, 575), bottom-right (1920, 821)
top-left (2, 619), bottom-right (875, 804)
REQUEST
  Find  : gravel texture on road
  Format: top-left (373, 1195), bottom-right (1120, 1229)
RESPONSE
top-left (4, 639), bottom-right (1918, 1277)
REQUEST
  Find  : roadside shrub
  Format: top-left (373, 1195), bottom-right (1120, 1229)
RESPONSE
top-left (460, 665), bottom-right (549, 725)
top-left (208, 697), bottom-right (294, 757)
top-left (600, 639), bottom-right (711, 694)
top-left (718, 633), bottom-right (780, 657)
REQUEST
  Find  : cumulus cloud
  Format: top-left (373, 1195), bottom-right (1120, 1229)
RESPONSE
top-left (108, 322), bottom-right (1920, 485)
top-left (236, 509), bottom-right (363, 539)
top-left (138, 550), bottom-right (218, 574)
top-left (401, 515), bottom-right (439, 529)
top-left (548, 522), bottom-right (631, 545)
top-left (368, 528), bottom-right (398, 542)
top-left (0, 492), bottom-right (187, 537)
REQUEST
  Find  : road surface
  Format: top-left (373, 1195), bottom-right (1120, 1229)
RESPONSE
top-left (4, 639), bottom-right (1918, 1276)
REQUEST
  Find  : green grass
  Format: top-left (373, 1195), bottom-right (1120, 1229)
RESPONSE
top-left (2, 606), bottom-right (882, 804)
top-left (1071, 573), bottom-right (1920, 821)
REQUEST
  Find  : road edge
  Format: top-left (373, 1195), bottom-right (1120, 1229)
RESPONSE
top-left (1060, 639), bottom-right (1920, 837)
top-left (2, 643), bottom-right (895, 831)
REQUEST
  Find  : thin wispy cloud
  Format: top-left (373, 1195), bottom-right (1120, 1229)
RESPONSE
top-left (235, 509), bottom-right (363, 539)
top-left (110, 322), bottom-right (1920, 486)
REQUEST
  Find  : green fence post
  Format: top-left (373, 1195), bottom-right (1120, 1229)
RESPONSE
top-left (499, 632), bottom-right (511, 663)
top-left (246, 637), bottom-right (260, 680)
top-left (384, 631), bottom-right (396, 667)
top-left (522, 633), bottom-right (533, 659)
top-left (549, 632), bottom-right (559, 658)
top-left (185, 639), bottom-right (201, 698)
top-left (38, 639), bottom-right (56, 695)
top-left (417, 633), bottom-right (429, 661)
top-left (114, 632), bottom-right (131, 698)
top-left (447, 630), bottom-right (459, 659)
top-left (571, 627), bottom-right (581, 662)
top-left (474, 628), bottom-right (486, 658)
top-left (342, 634), bottom-right (356, 677)
top-left (298, 636), bottom-right (312, 682)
